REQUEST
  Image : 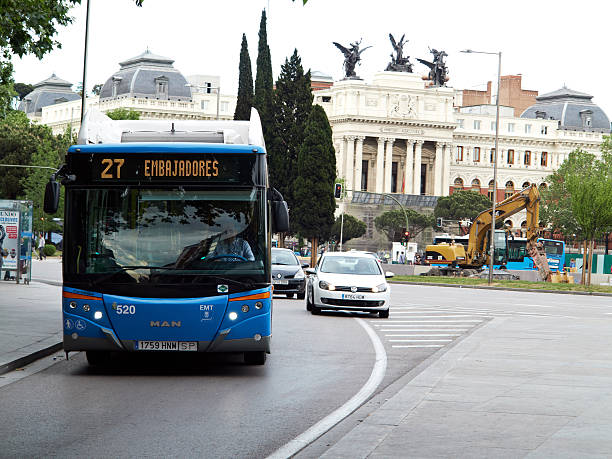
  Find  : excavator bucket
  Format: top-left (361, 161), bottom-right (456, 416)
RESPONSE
top-left (527, 238), bottom-right (552, 282)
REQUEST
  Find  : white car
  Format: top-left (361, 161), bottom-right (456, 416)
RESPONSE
top-left (305, 252), bottom-right (394, 318)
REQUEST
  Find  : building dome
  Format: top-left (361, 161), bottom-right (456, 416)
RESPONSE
top-left (99, 49), bottom-right (192, 101)
top-left (520, 87), bottom-right (610, 133)
top-left (18, 74), bottom-right (80, 115)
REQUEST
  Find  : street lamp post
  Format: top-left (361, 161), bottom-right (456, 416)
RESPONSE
top-left (81, 0), bottom-right (91, 123)
top-left (460, 49), bottom-right (501, 285)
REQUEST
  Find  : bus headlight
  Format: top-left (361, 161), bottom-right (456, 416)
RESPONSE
top-left (93, 311), bottom-right (103, 320)
top-left (229, 312), bottom-right (238, 321)
top-left (255, 301), bottom-right (263, 309)
top-left (69, 301), bottom-right (77, 309)
top-left (241, 304), bottom-right (249, 313)
top-left (83, 304), bottom-right (90, 312)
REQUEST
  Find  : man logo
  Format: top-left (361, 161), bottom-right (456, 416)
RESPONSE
top-left (150, 321), bottom-right (181, 327)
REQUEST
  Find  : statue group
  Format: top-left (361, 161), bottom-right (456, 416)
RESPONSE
top-left (333, 34), bottom-right (449, 87)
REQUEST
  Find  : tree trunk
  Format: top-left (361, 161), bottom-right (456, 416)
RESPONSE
top-left (587, 239), bottom-right (594, 286)
top-left (278, 232), bottom-right (285, 249)
top-left (310, 237), bottom-right (318, 268)
top-left (581, 240), bottom-right (587, 285)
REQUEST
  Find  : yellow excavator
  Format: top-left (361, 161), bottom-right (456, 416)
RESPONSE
top-left (425, 184), bottom-right (552, 281)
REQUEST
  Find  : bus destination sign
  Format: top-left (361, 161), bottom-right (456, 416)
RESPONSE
top-left (84, 153), bottom-right (257, 184)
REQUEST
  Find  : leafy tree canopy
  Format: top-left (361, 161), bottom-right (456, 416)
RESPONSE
top-left (91, 83), bottom-right (103, 96)
top-left (434, 190), bottom-right (492, 221)
top-left (330, 214), bottom-right (366, 244)
top-left (106, 108), bottom-right (140, 120)
top-left (374, 208), bottom-right (435, 242)
top-left (13, 83), bottom-right (33, 100)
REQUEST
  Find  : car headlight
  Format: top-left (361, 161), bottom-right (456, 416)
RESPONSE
top-left (371, 283), bottom-right (387, 293)
top-left (319, 280), bottom-right (335, 291)
top-left (294, 270), bottom-right (305, 279)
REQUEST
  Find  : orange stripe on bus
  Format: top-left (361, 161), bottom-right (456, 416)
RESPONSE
top-left (63, 292), bottom-right (102, 301)
top-left (229, 291), bottom-right (270, 302)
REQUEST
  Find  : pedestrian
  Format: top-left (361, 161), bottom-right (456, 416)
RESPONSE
top-left (38, 234), bottom-right (46, 261)
top-left (398, 251), bottom-right (406, 264)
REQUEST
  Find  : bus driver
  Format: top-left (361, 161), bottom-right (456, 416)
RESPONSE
top-left (211, 230), bottom-right (254, 261)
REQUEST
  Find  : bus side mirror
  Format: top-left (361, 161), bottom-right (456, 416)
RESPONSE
top-left (272, 200), bottom-right (290, 233)
top-left (44, 179), bottom-right (60, 214)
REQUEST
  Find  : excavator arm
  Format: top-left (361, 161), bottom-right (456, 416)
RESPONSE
top-left (464, 184), bottom-right (552, 280)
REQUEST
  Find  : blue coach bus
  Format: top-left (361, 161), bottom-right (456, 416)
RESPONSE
top-left (44, 109), bottom-right (289, 366)
top-left (506, 237), bottom-right (565, 272)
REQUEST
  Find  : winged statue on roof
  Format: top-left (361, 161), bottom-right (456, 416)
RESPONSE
top-left (417, 47), bottom-right (449, 87)
top-left (386, 33), bottom-right (412, 72)
top-left (333, 39), bottom-right (372, 79)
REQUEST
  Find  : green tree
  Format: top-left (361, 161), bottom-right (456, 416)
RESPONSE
top-left (91, 83), bottom-right (103, 96)
top-left (13, 83), bottom-right (33, 100)
top-left (106, 108), bottom-right (140, 120)
top-left (254, 10), bottom-right (274, 146)
top-left (269, 49), bottom-right (312, 215)
top-left (234, 34), bottom-right (253, 121)
top-left (330, 214), bottom-right (367, 244)
top-left (541, 145), bottom-right (612, 285)
top-left (434, 190), bottom-right (492, 234)
top-left (292, 105), bottom-right (336, 266)
top-left (374, 208), bottom-right (435, 242)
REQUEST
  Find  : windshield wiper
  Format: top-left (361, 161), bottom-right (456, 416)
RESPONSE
top-left (89, 265), bottom-right (181, 288)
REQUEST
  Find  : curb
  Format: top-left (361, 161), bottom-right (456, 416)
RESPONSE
top-left (31, 278), bottom-right (62, 287)
top-left (390, 280), bottom-right (612, 297)
top-left (0, 342), bottom-right (63, 376)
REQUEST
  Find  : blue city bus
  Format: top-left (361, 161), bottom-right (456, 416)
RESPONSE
top-left (44, 109), bottom-right (289, 366)
top-left (506, 237), bottom-right (565, 272)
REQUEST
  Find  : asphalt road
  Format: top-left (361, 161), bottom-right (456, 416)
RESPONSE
top-left (6, 278), bottom-right (607, 458)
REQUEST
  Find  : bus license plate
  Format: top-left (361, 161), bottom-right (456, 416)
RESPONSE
top-left (342, 293), bottom-right (365, 300)
top-left (136, 341), bottom-right (197, 351)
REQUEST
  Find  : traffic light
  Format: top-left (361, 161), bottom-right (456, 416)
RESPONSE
top-left (334, 183), bottom-right (342, 199)
top-left (402, 231), bottom-right (410, 245)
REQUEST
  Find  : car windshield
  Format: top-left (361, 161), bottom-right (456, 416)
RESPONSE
top-left (272, 250), bottom-right (298, 266)
top-left (320, 256), bottom-right (381, 275)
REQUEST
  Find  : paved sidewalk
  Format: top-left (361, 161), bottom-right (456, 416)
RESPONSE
top-left (0, 280), bottom-right (62, 374)
top-left (320, 314), bottom-right (612, 458)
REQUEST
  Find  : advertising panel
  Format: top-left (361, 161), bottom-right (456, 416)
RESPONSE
top-left (0, 209), bottom-right (20, 271)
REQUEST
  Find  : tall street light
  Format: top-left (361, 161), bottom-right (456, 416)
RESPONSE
top-left (81, 0), bottom-right (91, 123)
top-left (460, 49), bottom-right (501, 285)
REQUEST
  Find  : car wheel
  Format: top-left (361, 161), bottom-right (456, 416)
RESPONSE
top-left (286, 293), bottom-right (295, 299)
top-left (86, 351), bottom-right (110, 367)
top-left (378, 309), bottom-right (390, 319)
top-left (244, 351), bottom-right (267, 365)
top-left (297, 291), bottom-right (305, 300)
top-left (306, 287), bottom-right (313, 311)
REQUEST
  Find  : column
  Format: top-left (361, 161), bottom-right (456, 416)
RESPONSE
top-left (337, 137), bottom-right (346, 178)
top-left (442, 143), bottom-right (452, 196)
top-left (413, 140), bottom-right (423, 195)
top-left (384, 138), bottom-right (395, 193)
top-left (434, 142), bottom-right (444, 196)
top-left (354, 136), bottom-right (365, 192)
top-left (403, 140), bottom-right (414, 194)
top-left (375, 137), bottom-right (385, 193)
top-left (345, 136), bottom-right (355, 192)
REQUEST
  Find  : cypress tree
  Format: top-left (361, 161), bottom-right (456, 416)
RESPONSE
top-left (234, 34), bottom-right (253, 121)
top-left (292, 104), bottom-right (336, 265)
top-left (254, 10), bottom-right (274, 145)
top-left (269, 49), bottom-right (313, 216)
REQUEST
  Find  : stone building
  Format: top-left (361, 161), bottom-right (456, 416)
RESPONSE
top-left (21, 50), bottom-right (237, 136)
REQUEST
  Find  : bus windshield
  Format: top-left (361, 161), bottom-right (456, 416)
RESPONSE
top-left (65, 187), bottom-right (266, 284)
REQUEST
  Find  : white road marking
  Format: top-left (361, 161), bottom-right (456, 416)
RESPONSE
top-left (380, 329), bottom-right (469, 332)
top-left (385, 334), bottom-right (459, 337)
top-left (392, 344), bottom-right (444, 348)
top-left (266, 317), bottom-right (386, 459)
top-left (389, 339), bottom-right (452, 342)
top-left (374, 320), bottom-right (482, 323)
top-left (388, 314), bottom-right (482, 318)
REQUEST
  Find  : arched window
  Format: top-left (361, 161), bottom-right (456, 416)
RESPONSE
top-left (471, 178), bottom-right (481, 192)
top-left (505, 181), bottom-right (514, 199)
top-left (453, 177), bottom-right (464, 192)
top-left (522, 181), bottom-right (530, 189)
top-left (488, 180), bottom-right (495, 201)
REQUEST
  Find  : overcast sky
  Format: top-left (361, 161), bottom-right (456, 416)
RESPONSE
top-left (11, 0), bottom-right (612, 118)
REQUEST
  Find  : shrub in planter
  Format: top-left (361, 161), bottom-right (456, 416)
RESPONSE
top-left (43, 244), bottom-right (56, 257)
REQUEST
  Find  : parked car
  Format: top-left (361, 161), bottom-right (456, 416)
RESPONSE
top-left (305, 251), bottom-right (393, 318)
top-left (271, 248), bottom-right (308, 299)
